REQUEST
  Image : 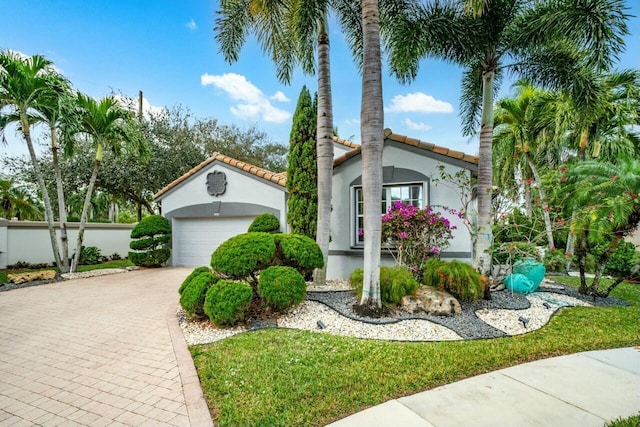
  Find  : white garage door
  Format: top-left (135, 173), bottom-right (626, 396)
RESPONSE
top-left (172, 216), bottom-right (255, 266)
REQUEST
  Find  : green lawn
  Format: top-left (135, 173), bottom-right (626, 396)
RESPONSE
top-left (191, 277), bottom-right (640, 427)
top-left (0, 259), bottom-right (134, 283)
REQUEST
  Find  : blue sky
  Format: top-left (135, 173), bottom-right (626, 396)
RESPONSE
top-left (1, 0), bottom-right (638, 163)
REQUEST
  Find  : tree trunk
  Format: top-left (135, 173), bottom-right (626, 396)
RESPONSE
top-left (564, 211), bottom-right (577, 272)
top-left (526, 155), bottom-right (554, 250)
top-left (473, 70), bottom-right (495, 275)
top-left (313, 15), bottom-right (334, 287)
top-left (589, 234), bottom-right (622, 295)
top-left (20, 112), bottom-right (63, 269)
top-left (51, 126), bottom-right (70, 272)
top-left (71, 145), bottom-right (102, 272)
top-left (359, 0), bottom-right (383, 308)
top-left (577, 229), bottom-right (589, 294)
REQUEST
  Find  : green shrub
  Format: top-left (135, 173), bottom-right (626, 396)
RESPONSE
top-left (258, 266), bottom-right (306, 311)
top-left (422, 260), bottom-right (484, 301)
top-left (350, 266), bottom-right (419, 305)
top-left (129, 215), bottom-right (171, 267)
top-left (77, 246), bottom-right (102, 265)
top-left (604, 242), bottom-right (639, 278)
top-left (204, 280), bottom-right (253, 326)
top-left (274, 234), bottom-right (324, 271)
top-left (130, 215), bottom-right (171, 238)
top-left (129, 248), bottom-right (171, 267)
top-left (178, 266), bottom-right (212, 295)
top-left (210, 232), bottom-right (276, 279)
top-left (421, 258), bottom-right (447, 288)
top-left (180, 272), bottom-right (220, 318)
top-left (544, 249), bottom-right (566, 273)
top-left (248, 213), bottom-right (280, 233)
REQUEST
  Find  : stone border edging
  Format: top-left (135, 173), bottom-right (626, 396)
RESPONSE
top-left (166, 303), bottom-right (216, 427)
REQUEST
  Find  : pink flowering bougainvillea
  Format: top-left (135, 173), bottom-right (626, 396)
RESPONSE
top-left (381, 200), bottom-right (457, 278)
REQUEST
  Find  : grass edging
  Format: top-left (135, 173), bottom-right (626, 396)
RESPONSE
top-left (190, 278), bottom-right (640, 427)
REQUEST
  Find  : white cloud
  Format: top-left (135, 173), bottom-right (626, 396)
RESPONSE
top-left (186, 19), bottom-right (197, 30)
top-left (270, 91), bottom-right (290, 103)
top-left (201, 73), bottom-right (291, 123)
top-left (387, 92), bottom-right (453, 114)
top-left (403, 118), bottom-right (432, 131)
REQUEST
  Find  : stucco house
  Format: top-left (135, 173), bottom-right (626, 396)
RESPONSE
top-left (153, 128), bottom-right (478, 279)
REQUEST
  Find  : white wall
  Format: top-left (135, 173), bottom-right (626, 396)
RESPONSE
top-left (158, 161), bottom-right (288, 231)
top-left (0, 220), bottom-right (134, 269)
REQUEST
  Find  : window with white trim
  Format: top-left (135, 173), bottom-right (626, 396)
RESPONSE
top-left (354, 183), bottom-right (424, 245)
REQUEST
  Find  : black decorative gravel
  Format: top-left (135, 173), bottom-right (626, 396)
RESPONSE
top-left (306, 281), bottom-right (629, 340)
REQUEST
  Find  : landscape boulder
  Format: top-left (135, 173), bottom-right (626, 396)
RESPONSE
top-left (8, 270), bottom-right (57, 284)
top-left (400, 286), bottom-right (462, 316)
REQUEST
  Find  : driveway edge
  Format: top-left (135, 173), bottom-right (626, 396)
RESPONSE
top-left (166, 303), bottom-right (215, 427)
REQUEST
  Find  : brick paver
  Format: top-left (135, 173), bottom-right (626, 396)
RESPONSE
top-left (0, 267), bottom-right (207, 426)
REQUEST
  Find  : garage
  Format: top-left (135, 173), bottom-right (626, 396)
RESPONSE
top-left (172, 216), bottom-right (256, 266)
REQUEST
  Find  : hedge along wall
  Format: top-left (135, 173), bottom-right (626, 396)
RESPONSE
top-left (0, 219), bottom-right (135, 269)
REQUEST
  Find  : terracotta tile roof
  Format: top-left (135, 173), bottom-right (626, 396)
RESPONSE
top-left (333, 128), bottom-right (478, 167)
top-left (333, 135), bottom-right (360, 149)
top-left (153, 153), bottom-right (286, 200)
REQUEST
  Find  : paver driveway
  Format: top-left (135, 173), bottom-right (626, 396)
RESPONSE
top-left (0, 267), bottom-right (211, 427)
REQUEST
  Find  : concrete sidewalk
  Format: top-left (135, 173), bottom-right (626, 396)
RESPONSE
top-left (328, 347), bottom-right (640, 427)
top-left (0, 267), bottom-right (213, 427)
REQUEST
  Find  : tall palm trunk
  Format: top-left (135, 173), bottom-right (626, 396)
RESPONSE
top-left (566, 128), bottom-right (590, 270)
top-left (474, 70), bottom-right (495, 275)
top-left (51, 126), bottom-right (70, 272)
top-left (525, 155), bottom-right (555, 250)
top-left (71, 144), bottom-right (102, 272)
top-left (359, 0), bottom-right (383, 308)
top-left (20, 112), bottom-right (63, 269)
top-left (313, 14), bottom-right (334, 286)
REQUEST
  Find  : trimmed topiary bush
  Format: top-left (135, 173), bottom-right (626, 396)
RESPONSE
top-left (180, 272), bottom-right (221, 318)
top-left (274, 234), bottom-right (324, 272)
top-left (129, 215), bottom-right (171, 267)
top-left (204, 280), bottom-right (253, 326)
top-left (350, 266), bottom-right (419, 305)
top-left (258, 266), bottom-right (306, 311)
top-left (248, 213), bottom-right (280, 233)
top-left (178, 266), bottom-right (212, 295)
top-left (210, 232), bottom-right (276, 279)
top-left (422, 260), bottom-right (485, 301)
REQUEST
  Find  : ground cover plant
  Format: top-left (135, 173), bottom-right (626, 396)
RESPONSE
top-left (191, 276), bottom-right (639, 427)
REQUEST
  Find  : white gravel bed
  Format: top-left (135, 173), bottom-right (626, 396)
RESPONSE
top-left (475, 291), bottom-right (593, 335)
top-left (277, 301), bottom-right (462, 341)
top-left (306, 279), bottom-right (352, 292)
top-left (60, 267), bottom-right (136, 280)
top-left (177, 308), bottom-right (248, 345)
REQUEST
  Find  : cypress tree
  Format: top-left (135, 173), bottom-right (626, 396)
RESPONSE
top-left (287, 86), bottom-right (318, 238)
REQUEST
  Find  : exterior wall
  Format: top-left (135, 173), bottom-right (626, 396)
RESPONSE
top-left (0, 219), bottom-right (134, 269)
top-left (328, 143), bottom-right (475, 279)
top-left (157, 161), bottom-right (288, 232)
top-left (333, 142), bottom-right (354, 159)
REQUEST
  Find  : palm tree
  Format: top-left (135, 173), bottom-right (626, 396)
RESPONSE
top-left (30, 73), bottom-right (75, 271)
top-left (0, 50), bottom-right (64, 268)
top-left (66, 93), bottom-right (143, 271)
top-left (387, 0), bottom-right (629, 274)
top-left (569, 158), bottom-right (640, 296)
top-left (493, 82), bottom-right (556, 250)
top-left (215, 0), bottom-right (334, 286)
top-left (356, 0), bottom-right (384, 309)
top-left (0, 178), bottom-right (43, 220)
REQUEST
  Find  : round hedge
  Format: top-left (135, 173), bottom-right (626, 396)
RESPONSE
top-left (178, 266), bottom-right (212, 295)
top-left (210, 232), bottom-right (276, 278)
top-left (275, 234), bottom-right (324, 270)
top-left (130, 215), bottom-right (171, 239)
top-left (247, 213), bottom-right (280, 233)
top-left (258, 266), bottom-right (306, 311)
top-left (128, 248), bottom-right (171, 268)
top-left (179, 272), bottom-right (220, 318)
top-left (204, 280), bottom-right (253, 326)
